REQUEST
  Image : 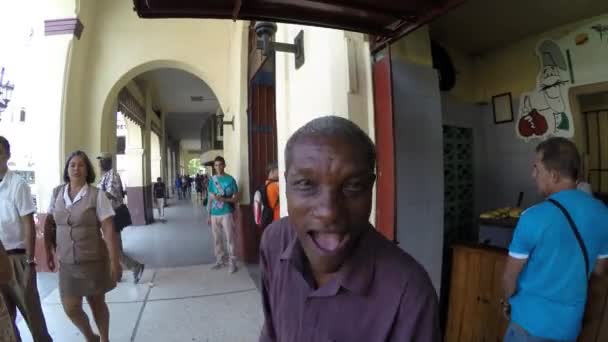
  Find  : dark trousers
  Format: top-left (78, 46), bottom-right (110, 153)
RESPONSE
top-left (0, 254), bottom-right (52, 342)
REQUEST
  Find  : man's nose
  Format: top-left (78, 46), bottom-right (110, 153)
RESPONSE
top-left (313, 188), bottom-right (341, 224)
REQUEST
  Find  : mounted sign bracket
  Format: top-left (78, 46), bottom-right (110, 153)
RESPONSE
top-left (255, 21), bottom-right (305, 70)
top-left (216, 108), bottom-right (235, 131)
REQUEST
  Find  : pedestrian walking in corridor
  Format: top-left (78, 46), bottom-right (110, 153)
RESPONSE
top-left (97, 153), bottom-right (145, 284)
top-left (259, 117), bottom-right (440, 342)
top-left (182, 175), bottom-right (189, 200)
top-left (154, 177), bottom-right (167, 219)
top-left (0, 136), bottom-right (53, 342)
top-left (195, 173), bottom-right (204, 202)
top-left (264, 162), bottom-right (280, 223)
top-left (44, 150), bottom-right (122, 342)
top-left (175, 175), bottom-right (183, 200)
top-left (207, 156), bottom-right (240, 274)
top-left (502, 138), bottom-right (608, 342)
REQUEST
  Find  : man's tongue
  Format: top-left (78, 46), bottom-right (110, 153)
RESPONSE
top-left (312, 232), bottom-right (342, 252)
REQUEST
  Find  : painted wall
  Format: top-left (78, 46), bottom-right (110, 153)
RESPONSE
top-left (475, 13), bottom-right (608, 105)
top-left (441, 95), bottom-right (542, 214)
top-left (8, 0), bottom-right (81, 212)
top-left (221, 21), bottom-right (250, 203)
top-left (437, 13), bottom-right (608, 212)
top-left (392, 58), bottom-right (445, 294)
top-left (392, 26), bottom-right (433, 68)
top-left (441, 44), bottom-right (477, 104)
top-left (386, 26), bottom-right (446, 293)
top-left (275, 24), bottom-right (375, 219)
top-left (151, 131), bottom-right (161, 181)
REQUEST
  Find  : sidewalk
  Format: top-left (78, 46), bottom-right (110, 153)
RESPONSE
top-left (17, 198), bottom-right (264, 341)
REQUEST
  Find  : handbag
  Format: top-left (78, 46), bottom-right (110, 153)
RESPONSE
top-left (113, 204), bottom-right (132, 232)
top-left (100, 173), bottom-right (132, 232)
top-left (44, 185), bottom-right (64, 249)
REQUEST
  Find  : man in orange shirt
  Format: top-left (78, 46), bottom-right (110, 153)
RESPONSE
top-left (265, 163), bottom-right (280, 222)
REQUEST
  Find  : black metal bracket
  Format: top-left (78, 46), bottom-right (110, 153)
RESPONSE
top-left (257, 30), bottom-right (305, 69)
top-left (218, 114), bottom-right (235, 131)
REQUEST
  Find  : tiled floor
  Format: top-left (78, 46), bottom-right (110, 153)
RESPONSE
top-left (16, 198), bottom-right (264, 342)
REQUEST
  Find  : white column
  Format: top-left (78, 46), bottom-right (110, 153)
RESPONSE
top-left (125, 119), bottom-right (144, 187)
top-left (30, 27), bottom-right (74, 212)
top-left (275, 25), bottom-right (373, 217)
top-left (151, 132), bottom-right (161, 181)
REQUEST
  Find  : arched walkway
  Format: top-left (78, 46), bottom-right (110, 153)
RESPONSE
top-left (22, 61), bottom-right (262, 341)
top-left (20, 199), bottom-right (263, 341)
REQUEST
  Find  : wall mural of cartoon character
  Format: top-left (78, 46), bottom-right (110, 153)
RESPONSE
top-left (517, 40), bottom-right (574, 140)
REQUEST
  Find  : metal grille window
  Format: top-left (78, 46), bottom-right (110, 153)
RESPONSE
top-left (583, 109), bottom-right (608, 196)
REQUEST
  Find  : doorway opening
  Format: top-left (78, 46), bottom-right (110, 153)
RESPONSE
top-left (577, 89), bottom-right (608, 204)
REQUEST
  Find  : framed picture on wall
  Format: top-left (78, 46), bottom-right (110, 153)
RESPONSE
top-left (492, 93), bottom-right (514, 124)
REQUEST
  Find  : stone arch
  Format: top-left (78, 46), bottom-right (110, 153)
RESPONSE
top-left (99, 59), bottom-right (225, 153)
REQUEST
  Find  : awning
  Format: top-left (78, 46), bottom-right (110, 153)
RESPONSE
top-left (132, 0), bottom-right (463, 50)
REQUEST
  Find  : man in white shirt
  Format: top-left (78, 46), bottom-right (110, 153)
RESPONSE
top-left (0, 136), bottom-right (52, 341)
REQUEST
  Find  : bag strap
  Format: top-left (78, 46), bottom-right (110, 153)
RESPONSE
top-left (212, 175), bottom-right (224, 195)
top-left (547, 198), bottom-right (590, 279)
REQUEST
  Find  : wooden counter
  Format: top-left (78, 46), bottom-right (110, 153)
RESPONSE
top-left (478, 217), bottom-right (519, 229)
top-left (445, 243), bottom-right (608, 342)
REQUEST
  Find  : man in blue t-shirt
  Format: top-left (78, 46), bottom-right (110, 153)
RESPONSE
top-left (207, 156), bottom-right (240, 273)
top-left (502, 137), bottom-right (608, 342)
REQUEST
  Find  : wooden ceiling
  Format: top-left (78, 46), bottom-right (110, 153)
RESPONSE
top-left (133, 0), bottom-right (464, 49)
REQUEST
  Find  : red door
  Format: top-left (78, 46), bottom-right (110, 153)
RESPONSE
top-left (248, 83), bottom-right (277, 192)
top-left (372, 49), bottom-right (396, 241)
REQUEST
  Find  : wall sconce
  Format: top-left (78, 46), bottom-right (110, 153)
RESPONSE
top-left (216, 108), bottom-right (234, 131)
top-left (255, 21), bottom-right (305, 69)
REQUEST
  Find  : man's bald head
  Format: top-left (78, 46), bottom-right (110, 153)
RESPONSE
top-left (284, 116), bottom-right (376, 173)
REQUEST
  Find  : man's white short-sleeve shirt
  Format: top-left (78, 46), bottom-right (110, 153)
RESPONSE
top-left (0, 170), bottom-right (36, 250)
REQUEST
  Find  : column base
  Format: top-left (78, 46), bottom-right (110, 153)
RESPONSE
top-left (126, 185), bottom-right (154, 225)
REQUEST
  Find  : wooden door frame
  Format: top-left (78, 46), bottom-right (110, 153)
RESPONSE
top-left (372, 46), bottom-right (397, 242)
top-left (247, 62), bottom-right (277, 196)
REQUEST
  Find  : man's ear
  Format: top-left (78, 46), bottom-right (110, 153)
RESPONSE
top-left (551, 169), bottom-right (562, 183)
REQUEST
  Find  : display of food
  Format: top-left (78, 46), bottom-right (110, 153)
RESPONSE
top-left (480, 207), bottom-right (522, 219)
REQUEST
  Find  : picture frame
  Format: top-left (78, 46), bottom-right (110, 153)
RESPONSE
top-left (492, 92), bottom-right (514, 124)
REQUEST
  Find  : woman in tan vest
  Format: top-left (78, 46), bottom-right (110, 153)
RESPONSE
top-left (0, 241), bottom-right (17, 342)
top-left (44, 151), bottom-right (121, 342)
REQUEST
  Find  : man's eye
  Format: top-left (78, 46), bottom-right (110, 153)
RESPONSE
top-left (344, 181), bottom-right (364, 193)
top-left (293, 179), bottom-right (312, 189)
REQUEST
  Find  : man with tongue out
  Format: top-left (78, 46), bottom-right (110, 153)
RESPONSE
top-left (259, 116), bottom-right (439, 342)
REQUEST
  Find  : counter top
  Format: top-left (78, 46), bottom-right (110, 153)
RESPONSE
top-left (479, 217), bottom-right (519, 229)
top-left (451, 241), bottom-right (508, 255)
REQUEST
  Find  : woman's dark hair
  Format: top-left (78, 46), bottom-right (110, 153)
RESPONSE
top-left (63, 150), bottom-right (96, 184)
